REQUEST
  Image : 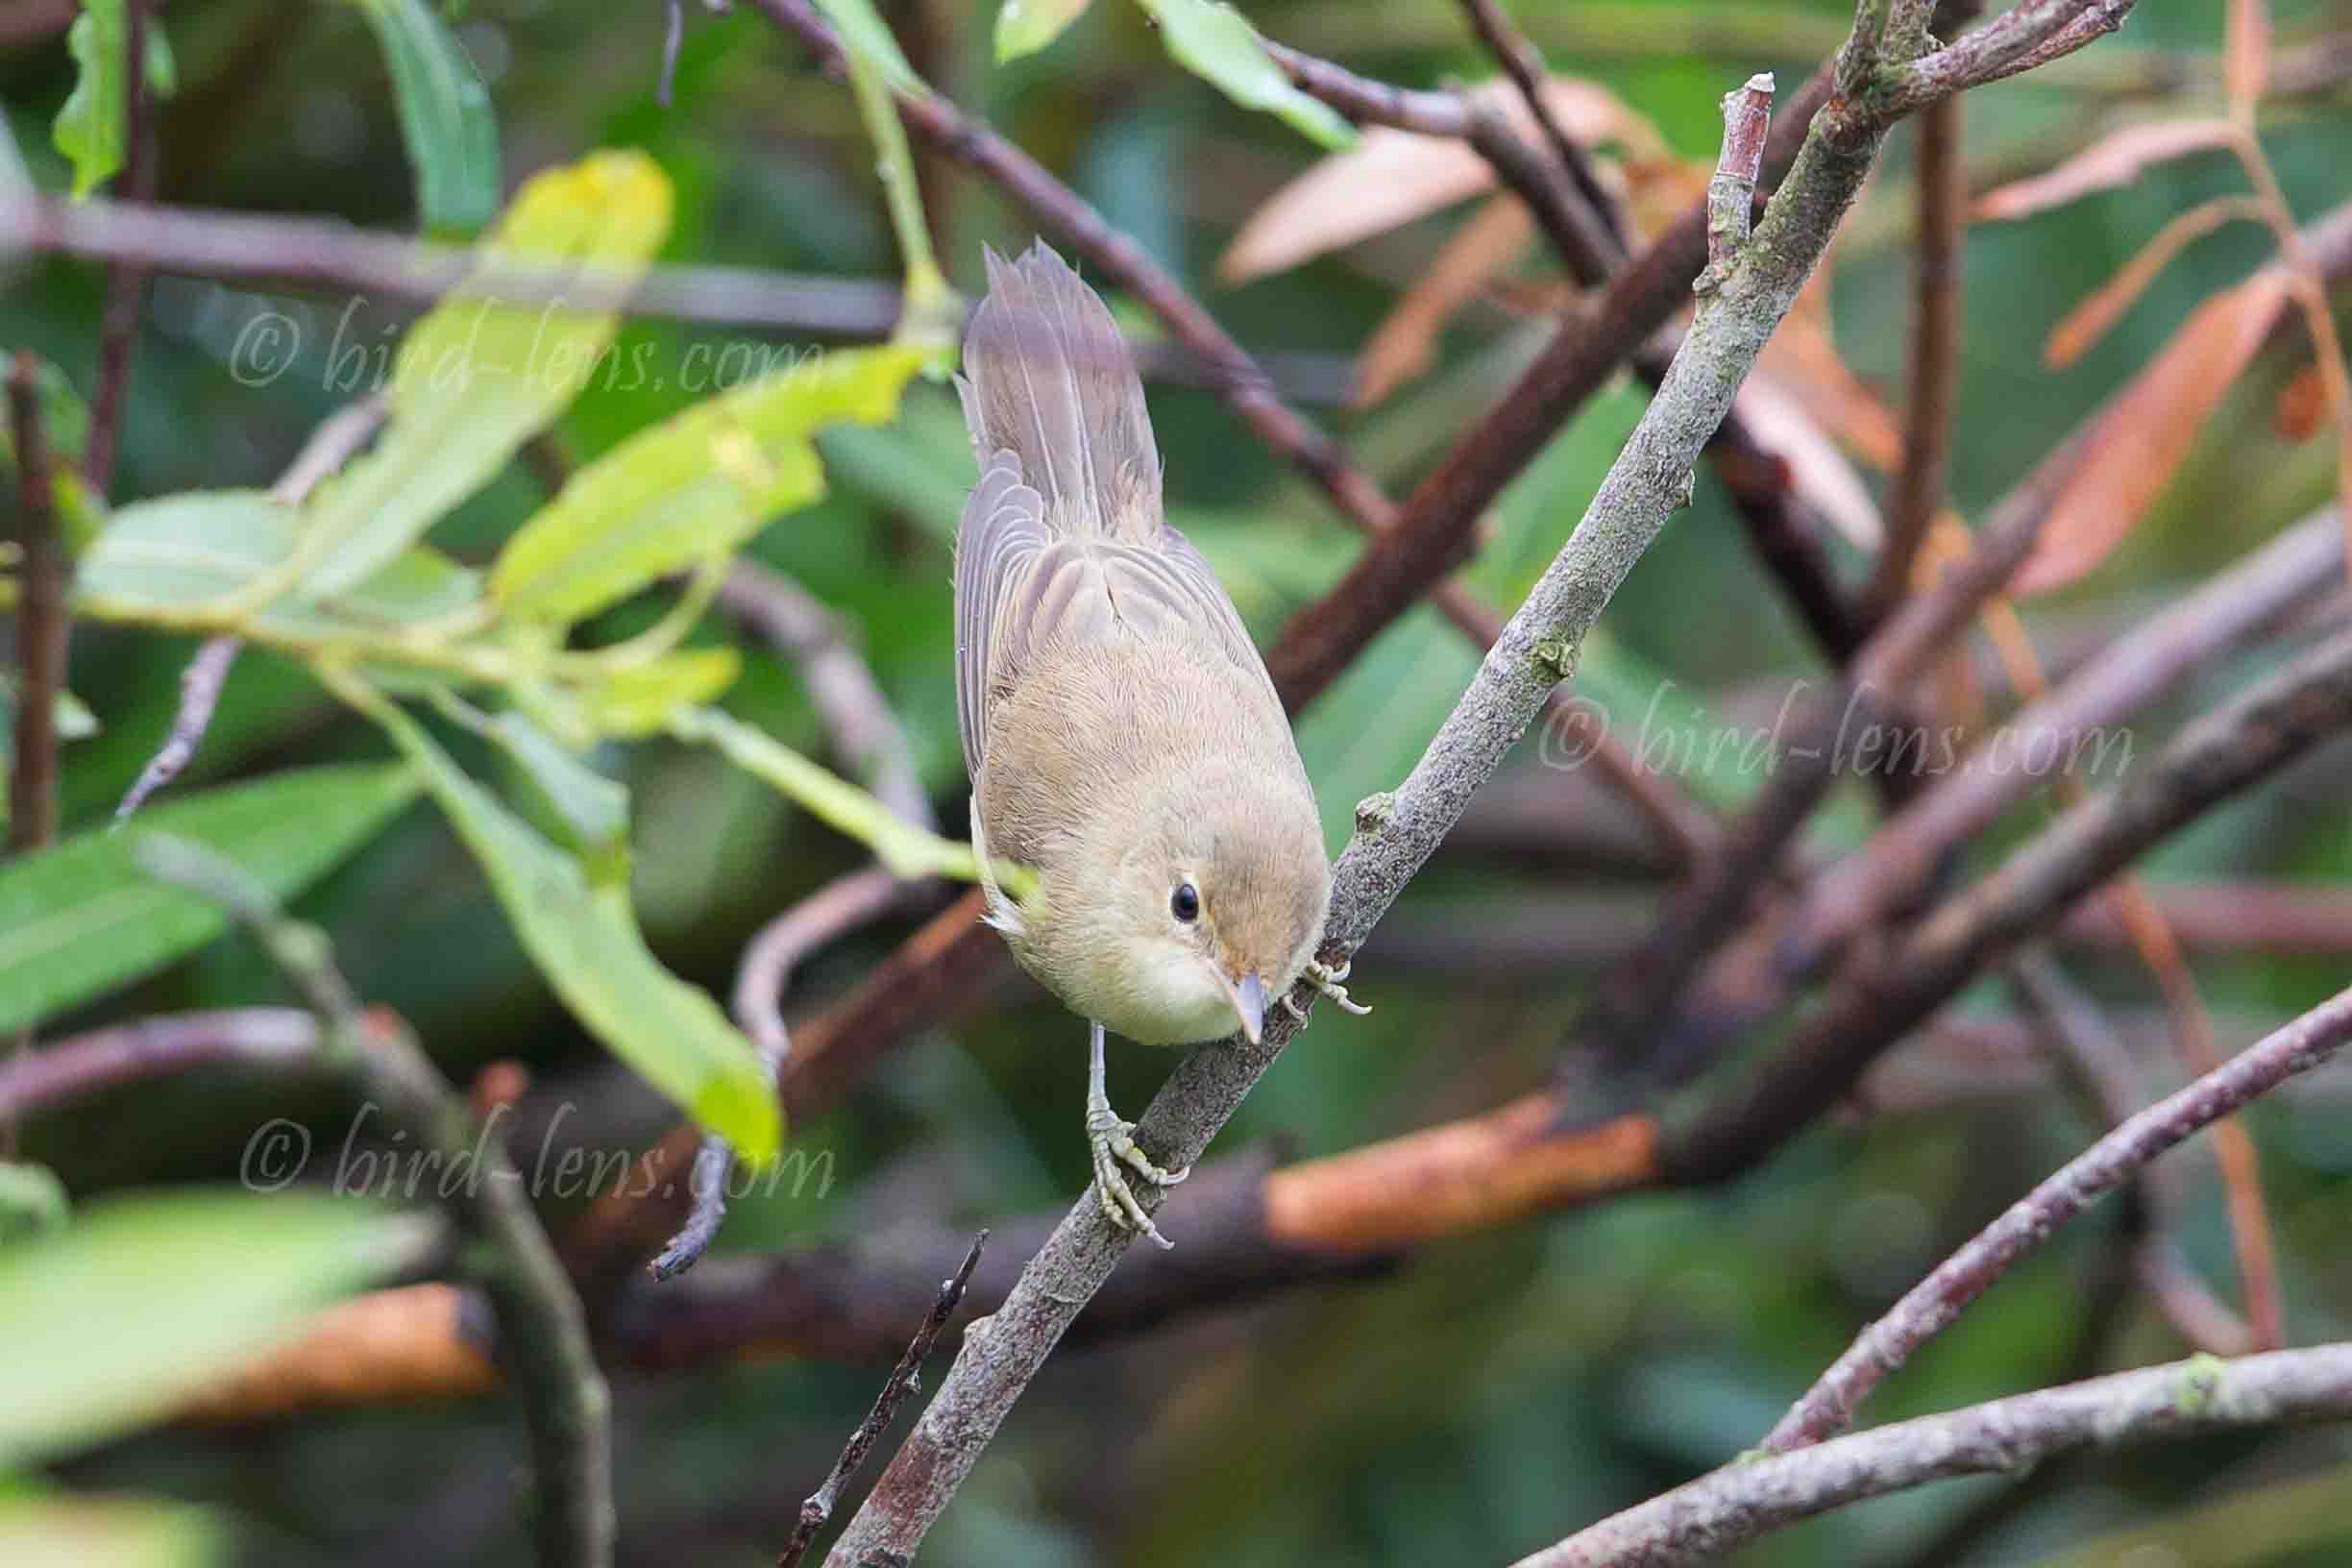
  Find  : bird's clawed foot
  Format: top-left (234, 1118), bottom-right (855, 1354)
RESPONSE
top-left (1087, 1092), bottom-right (1188, 1250)
top-left (1285, 957), bottom-right (1371, 1023)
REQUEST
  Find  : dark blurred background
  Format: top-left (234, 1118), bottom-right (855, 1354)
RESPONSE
top-left (7, 0), bottom-right (2352, 1562)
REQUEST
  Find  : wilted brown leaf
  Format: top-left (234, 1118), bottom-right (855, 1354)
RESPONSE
top-left (1754, 271), bottom-right (1904, 472)
top-left (1217, 76), bottom-right (1660, 285)
top-left (2044, 196), bottom-right (2268, 369)
top-left (1727, 375), bottom-right (1884, 549)
top-left (2273, 361), bottom-right (2326, 440)
top-left (2016, 270), bottom-right (2293, 595)
top-left (1355, 195), bottom-right (1534, 407)
top-left (1972, 119), bottom-right (2237, 223)
top-left (2227, 0), bottom-right (2270, 113)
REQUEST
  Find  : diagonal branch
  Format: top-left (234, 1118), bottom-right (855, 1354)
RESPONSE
top-left (818, 60), bottom-right (1906, 1562)
top-left (1759, 982), bottom-right (2352, 1452)
top-left (1519, 1343), bottom-right (2352, 1567)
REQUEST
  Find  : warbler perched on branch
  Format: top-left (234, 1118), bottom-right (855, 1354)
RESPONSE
top-left (952, 242), bottom-right (1364, 1248)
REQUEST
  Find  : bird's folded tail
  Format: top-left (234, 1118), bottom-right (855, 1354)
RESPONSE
top-left (956, 241), bottom-right (1162, 541)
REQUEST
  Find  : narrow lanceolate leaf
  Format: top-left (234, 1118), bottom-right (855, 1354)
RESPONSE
top-left (430, 692), bottom-right (629, 880)
top-left (490, 343), bottom-right (928, 625)
top-left (297, 151), bottom-right (673, 599)
top-left (812, 0), bottom-right (928, 95)
top-left (2017, 271), bottom-right (2293, 596)
top-left (346, 0), bottom-right (502, 233)
top-left (0, 764), bottom-right (419, 1036)
top-left (994, 0), bottom-right (1094, 61)
top-left (1971, 120), bottom-right (2236, 223)
top-left (0, 1191), bottom-right (437, 1468)
top-left (75, 490), bottom-right (483, 635)
top-left (1135, 0), bottom-right (1354, 150)
top-left (52, 0), bottom-right (127, 199)
top-left (342, 677), bottom-right (780, 1161)
top-left (668, 703), bottom-right (1018, 893)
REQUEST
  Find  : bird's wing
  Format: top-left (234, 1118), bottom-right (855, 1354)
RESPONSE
top-left (955, 454), bottom-right (1273, 778)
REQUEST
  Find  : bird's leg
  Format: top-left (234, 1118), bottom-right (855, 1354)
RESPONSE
top-left (1086, 1019), bottom-right (1187, 1250)
top-left (1286, 957), bottom-right (1371, 1022)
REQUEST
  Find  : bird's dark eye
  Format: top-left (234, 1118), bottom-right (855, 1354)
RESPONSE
top-left (1170, 883), bottom-right (1200, 922)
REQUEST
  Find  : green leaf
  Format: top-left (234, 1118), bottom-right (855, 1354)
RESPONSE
top-left (668, 703), bottom-right (1014, 891)
top-left (339, 676), bottom-right (780, 1161)
top-left (1134, 0), bottom-right (1355, 149)
top-left (0, 1162), bottom-right (69, 1243)
top-left (429, 692), bottom-right (628, 880)
top-left (0, 1190), bottom-right (436, 1468)
top-left (577, 649), bottom-right (742, 738)
top-left (52, 0), bottom-right (126, 199)
top-left (490, 343), bottom-right (928, 625)
top-left (75, 491), bottom-right (484, 636)
top-left (0, 764), bottom-right (419, 1035)
top-left (345, 0), bottom-right (500, 233)
top-left (0, 1490), bottom-right (229, 1568)
top-left (297, 151), bottom-right (674, 599)
top-left (994, 0), bottom-right (1095, 60)
top-left (811, 0), bottom-right (927, 96)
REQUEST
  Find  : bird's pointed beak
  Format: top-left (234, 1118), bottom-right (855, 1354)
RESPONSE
top-left (1219, 970), bottom-right (1266, 1044)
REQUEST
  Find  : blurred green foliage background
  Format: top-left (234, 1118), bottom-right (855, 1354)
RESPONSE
top-left (6, 0), bottom-right (2352, 1562)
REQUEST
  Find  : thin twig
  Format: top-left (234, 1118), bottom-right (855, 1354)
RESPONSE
top-left (774, 1231), bottom-right (986, 1568)
top-left (0, 194), bottom-right (1351, 404)
top-left (82, 0), bottom-right (155, 500)
top-left (1869, 96), bottom-right (1965, 609)
top-left (0, 1009), bottom-right (321, 1121)
top-left (648, 867), bottom-right (920, 1281)
top-left (2009, 950), bottom-right (2252, 1356)
top-left (132, 838), bottom-right (614, 1568)
top-left (1458, 0), bottom-right (1629, 253)
top-left (111, 395), bottom-right (389, 822)
top-left (1521, 1343), bottom-right (2352, 1567)
top-left (1758, 983), bottom-right (2352, 1454)
top-left (7, 353), bottom-right (64, 854)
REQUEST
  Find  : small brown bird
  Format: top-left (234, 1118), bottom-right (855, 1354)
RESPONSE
top-left (954, 242), bottom-right (1363, 1246)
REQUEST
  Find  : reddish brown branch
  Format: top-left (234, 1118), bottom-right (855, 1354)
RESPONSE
top-left (83, 0), bottom-right (155, 500)
top-left (7, 353), bottom-right (65, 855)
top-left (1869, 96), bottom-right (1966, 609)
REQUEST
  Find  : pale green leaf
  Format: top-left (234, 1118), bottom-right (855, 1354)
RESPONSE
top-left (52, 1), bottom-right (125, 198)
top-left (346, 0), bottom-right (501, 233)
top-left (669, 703), bottom-right (1019, 892)
top-left (297, 151), bottom-right (673, 598)
top-left (994, 0), bottom-right (1095, 59)
top-left (0, 1191), bottom-right (437, 1467)
top-left (430, 692), bottom-right (628, 879)
top-left (0, 764), bottom-right (420, 1035)
top-left (0, 675), bottom-right (100, 749)
top-left (1135, 0), bottom-right (1355, 149)
top-left (75, 491), bottom-right (483, 635)
top-left (811, 0), bottom-right (927, 96)
top-left (341, 678), bottom-right (780, 1161)
top-left (0, 1163), bottom-right (69, 1243)
top-left (0, 1492), bottom-right (229, 1568)
top-left (579, 649), bottom-right (742, 738)
top-left (490, 343), bottom-right (927, 624)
